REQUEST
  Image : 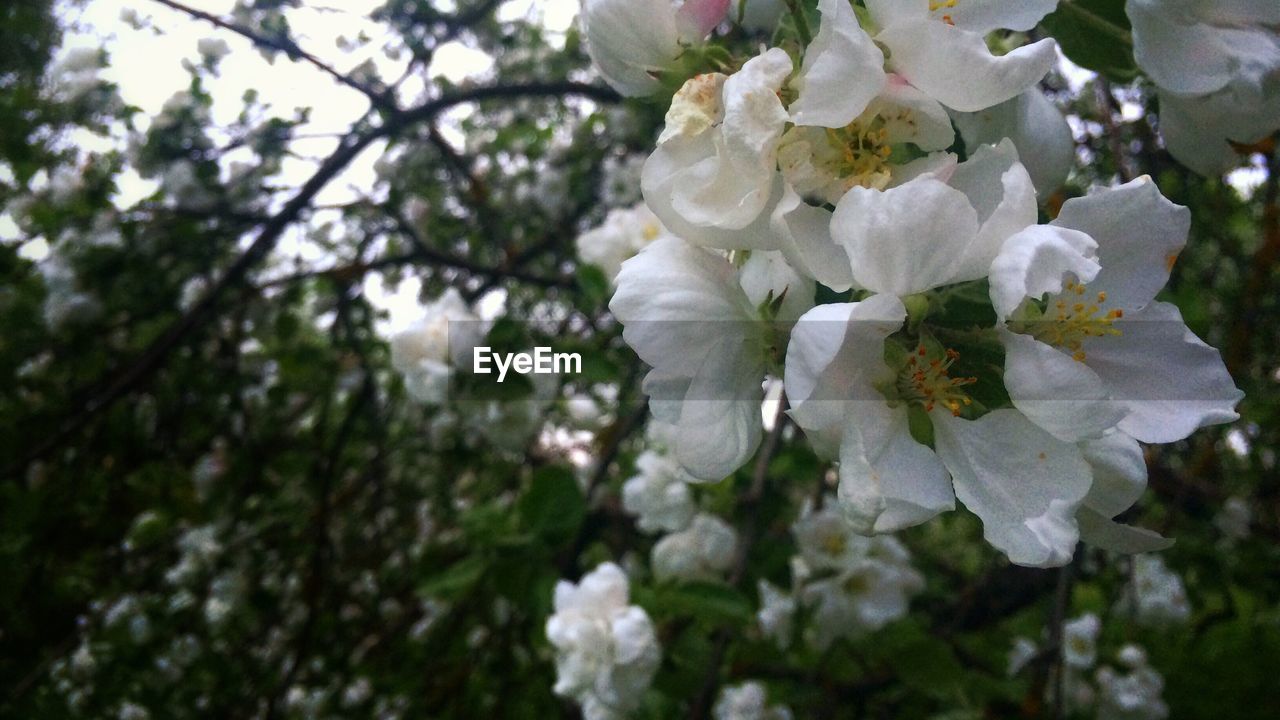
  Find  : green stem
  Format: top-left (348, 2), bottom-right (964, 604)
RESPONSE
top-left (1058, 0), bottom-right (1133, 47)
top-left (785, 0), bottom-right (813, 46)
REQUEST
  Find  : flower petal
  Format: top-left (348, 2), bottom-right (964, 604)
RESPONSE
top-left (876, 20), bottom-right (1057, 112)
top-left (675, 0), bottom-right (732, 40)
top-left (831, 177), bottom-right (981, 296)
top-left (990, 225), bottom-right (1100, 320)
top-left (1082, 301), bottom-right (1243, 444)
top-left (1052, 176), bottom-right (1190, 312)
top-left (874, 75), bottom-right (956, 150)
top-left (738, 250), bottom-right (815, 322)
top-left (946, 140), bottom-right (1039, 283)
top-left (785, 296), bottom-right (906, 456)
top-left (933, 410), bottom-right (1092, 567)
top-left (837, 403), bottom-right (955, 534)
top-left (1077, 508), bottom-right (1174, 554)
top-left (642, 136), bottom-right (784, 249)
top-left (770, 183), bottom-right (855, 292)
top-left (580, 0), bottom-right (681, 96)
top-left (790, 0), bottom-right (887, 128)
top-left (1128, 0), bottom-right (1280, 96)
top-left (1158, 85), bottom-right (1280, 177)
top-left (999, 328), bottom-right (1126, 442)
top-left (935, 0), bottom-right (1060, 34)
top-left (1080, 431), bottom-right (1147, 519)
top-left (952, 89), bottom-right (1075, 196)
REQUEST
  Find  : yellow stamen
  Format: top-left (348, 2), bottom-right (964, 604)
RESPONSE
top-left (898, 344), bottom-right (977, 416)
top-left (1029, 280), bottom-right (1124, 363)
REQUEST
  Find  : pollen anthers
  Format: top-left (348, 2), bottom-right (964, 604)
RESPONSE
top-left (1030, 280), bottom-right (1124, 362)
top-left (929, 0), bottom-right (959, 25)
top-left (897, 344), bottom-right (977, 417)
top-left (777, 113), bottom-right (900, 204)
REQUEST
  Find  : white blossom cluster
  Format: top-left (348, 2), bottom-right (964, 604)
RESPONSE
top-left (585, 0), bottom-right (1244, 568)
top-left (1126, 0), bottom-right (1280, 175)
top-left (713, 681), bottom-right (793, 720)
top-left (545, 563), bottom-right (661, 720)
top-left (576, 202), bottom-right (672, 284)
top-left (754, 501), bottom-right (923, 651)
top-left (1009, 614), bottom-right (1169, 719)
top-left (389, 288), bottom-right (486, 405)
top-left (1120, 554), bottom-right (1191, 626)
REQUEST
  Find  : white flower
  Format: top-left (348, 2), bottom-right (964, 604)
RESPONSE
top-left (756, 580), bottom-right (795, 649)
top-left (579, 0), bottom-right (731, 97)
top-left (389, 288), bottom-right (485, 405)
top-left (610, 237), bottom-right (778, 480)
top-left (1008, 636), bottom-right (1038, 676)
top-left (197, 37), bottom-right (231, 62)
top-left (1095, 658), bottom-right (1169, 720)
top-left (713, 681), bottom-right (793, 720)
top-left (1124, 554), bottom-right (1191, 626)
top-left (1075, 430), bottom-right (1173, 554)
top-left (643, 5), bottom-right (957, 261)
top-left (49, 47), bottom-right (103, 102)
top-left (651, 513), bottom-right (738, 582)
top-left (546, 563), bottom-right (660, 719)
top-left (1214, 495), bottom-right (1252, 540)
top-left (989, 176), bottom-right (1242, 445)
top-left (642, 50), bottom-right (793, 249)
top-left (1127, 0), bottom-right (1280, 175)
top-left (1063, 613), bottom-right (1101, 669)
top-left (791, 504), bottom-right (923, 648)
top-left (622, 450), bottom-right (698, 534)
top-left (785, 145), bottom-right (1092, 567)
top-left (576, 203), bottom-right (670, 283)
top-left (862, 0), bottom-right (1060, 112)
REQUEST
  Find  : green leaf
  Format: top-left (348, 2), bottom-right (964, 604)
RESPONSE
top-left (417, 554), bottom-right (487, 600)
top-left (1040, 0), bottom-right (1138, 81)
top-left (518, 466), bottom-right (586, 543)
top-left (657, 581), bottom-right (752, 625)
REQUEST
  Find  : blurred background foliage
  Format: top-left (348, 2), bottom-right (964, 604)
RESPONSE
top-left (0, 0), bottom-right (1277, 718)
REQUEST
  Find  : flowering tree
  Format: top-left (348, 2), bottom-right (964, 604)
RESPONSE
top-left (2, 1), bottom-right (1279, 718)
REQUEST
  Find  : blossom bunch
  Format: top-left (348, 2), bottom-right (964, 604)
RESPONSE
top-left (591, 0), bottom-right (1244, 569)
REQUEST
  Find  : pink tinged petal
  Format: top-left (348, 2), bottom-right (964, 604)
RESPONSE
top-left (933, 410), bottom-right (1092, 568)
top-left (998, 328), bottom-right (1126, 443)
top-left (1080, 431), bottom-right (1147, 518)
top-left (837, 403), bottom-right (955, 534)
top-left (790, 0), bottom-right (887, 128)
top-left (1077, 508), bottom-right (1174, 554)
top-left (770, 183), bottom-right (855, 292)
top-left (676, 0), bottom-right (732, 40)
top-left (831, 177), bottom-right (981, 296)
top-left (946, 140), bottom-right (1039, 282)
top-left (580, 0), bottom-right (681, 97)
top-left (876, 20), bottom-right (1057, 112)
top-left (952, 90), bottom-right (1075, 196)
top-left (1051, 176), bottom-right (1190, 312)
top-left (1081, 301), bottom-right (1243, 444)
top-left (989, 225), bottom-right (1100, 320)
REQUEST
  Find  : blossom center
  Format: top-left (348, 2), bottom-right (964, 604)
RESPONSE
top-left (778, 114), bottom-right (902, 204)
top-left (1029, 281), bottom-right (1123, 362)
top-left (897, 345), bottom-right (976, 416)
